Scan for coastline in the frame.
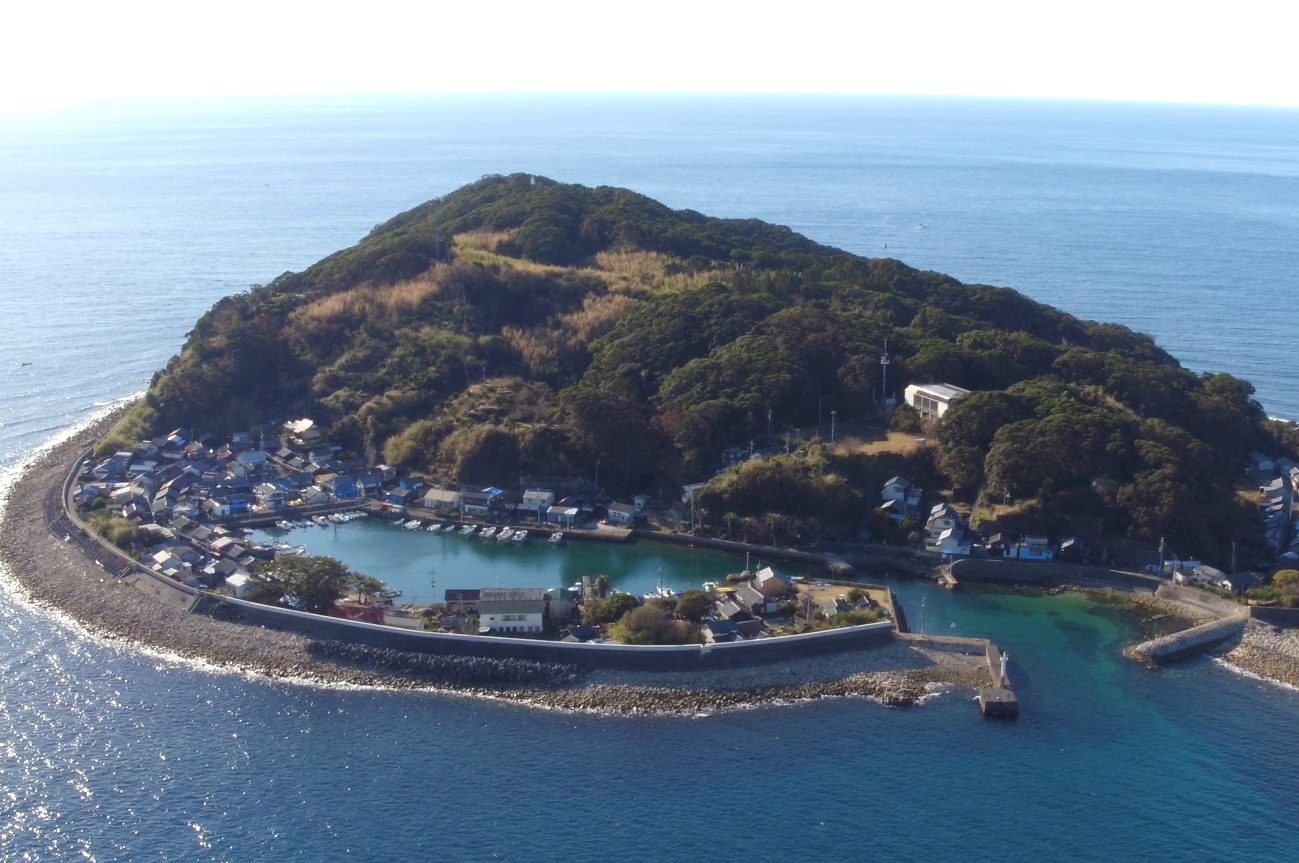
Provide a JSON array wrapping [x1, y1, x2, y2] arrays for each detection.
[[0, 411, 990, 716], [11, 407, 1299, 714]]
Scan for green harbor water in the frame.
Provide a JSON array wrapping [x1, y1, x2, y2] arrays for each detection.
[[253, 518, 825, 603]]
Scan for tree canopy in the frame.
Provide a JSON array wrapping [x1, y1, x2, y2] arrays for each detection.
[[246, 555, 369, 615]]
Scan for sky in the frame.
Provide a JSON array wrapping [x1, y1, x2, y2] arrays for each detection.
[[4, 0, 1298, 112]]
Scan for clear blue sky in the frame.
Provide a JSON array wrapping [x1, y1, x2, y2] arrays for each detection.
[[5, 0, 1297, 112]]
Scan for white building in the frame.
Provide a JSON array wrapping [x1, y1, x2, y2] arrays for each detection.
[[904, 383, 971, 421], [478, 588, 547, 634]]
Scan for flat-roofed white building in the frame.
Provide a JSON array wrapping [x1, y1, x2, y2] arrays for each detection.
[[904, 383, 971, 420]]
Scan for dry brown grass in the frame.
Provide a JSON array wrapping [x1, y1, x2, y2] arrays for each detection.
[[293, 233, 732, 328], [454, 230, 515, 252], [292, 268, 447, 323], [834, 431, 930, 456], [591, 249, 732, 295], [502, 292, 640, 372]]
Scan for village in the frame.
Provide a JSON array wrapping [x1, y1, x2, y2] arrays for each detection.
[[72, 413, 901, 646]]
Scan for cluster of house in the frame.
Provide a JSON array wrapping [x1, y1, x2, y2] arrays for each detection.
[[431, 566, 885, 644], [418, 480, 647, 529], [1252, 451, 1297, 558], [879, 472, 1066, 561], [74, 426, 299, 594], [76, 412, 660, 595]]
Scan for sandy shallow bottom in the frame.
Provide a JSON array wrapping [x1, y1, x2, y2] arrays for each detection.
[[0, 416, 992, 716]]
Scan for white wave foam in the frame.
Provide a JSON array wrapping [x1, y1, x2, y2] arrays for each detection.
[[0, 391, 143, 513], [1211, 656, 1299, 692]]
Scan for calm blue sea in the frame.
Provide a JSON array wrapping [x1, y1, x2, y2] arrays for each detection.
[[1, 94, 1298, 861]]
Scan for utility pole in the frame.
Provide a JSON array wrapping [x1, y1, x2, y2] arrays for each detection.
[[1158, 535, 1166, 576], [767, 409, 772, 438], [879, 338, 890, 404], [830, 410, 837, 445], [920, 595, 926, 638]]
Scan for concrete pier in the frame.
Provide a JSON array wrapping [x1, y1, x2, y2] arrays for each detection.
[[977, 642, 1018, 718], [1125, 615, 1247, 664]]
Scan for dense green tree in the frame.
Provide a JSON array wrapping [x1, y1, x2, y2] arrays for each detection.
[[675, 589, 710, 623], [610, 605, 702, 645], [246, 556, 363, 614]]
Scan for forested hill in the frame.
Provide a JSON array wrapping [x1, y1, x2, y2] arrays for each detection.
[[126, 173, 1283, 560]]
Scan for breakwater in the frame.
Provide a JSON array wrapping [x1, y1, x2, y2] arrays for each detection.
[[949, 558, 1162, 591], [1126, 616, 1248, 664], [194, 590, 896, 671]]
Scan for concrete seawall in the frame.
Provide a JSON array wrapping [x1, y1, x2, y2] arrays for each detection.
[[194, 592, 896, 672], [1154, 583, 1242, 619], [950, 558, 1161, 591], [1126, 615, 1247, 664]]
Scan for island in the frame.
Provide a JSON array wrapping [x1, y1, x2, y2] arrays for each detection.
[[9, 173, 1299, 714]]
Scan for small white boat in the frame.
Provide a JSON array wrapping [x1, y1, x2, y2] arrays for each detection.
[[311, 516, 330, 527], [512, 530, 527, 543], [549, 532, 564, 544], [480, 526, 498, 539], [275, 520, 294, 530], [402, 519, 423, 530], [460, 525, 477, 535], [426, 524, 441, 532], [496, 528, 514, 542]]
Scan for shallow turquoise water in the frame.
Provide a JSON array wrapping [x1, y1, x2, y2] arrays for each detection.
[[253, 519, 821, 602]]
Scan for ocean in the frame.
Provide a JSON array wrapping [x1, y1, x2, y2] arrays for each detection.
[[1, 93, 1298, 861]]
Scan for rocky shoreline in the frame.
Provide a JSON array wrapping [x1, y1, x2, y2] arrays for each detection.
[[0, 414, 990, 716], [1219, 622, 1299, 689]]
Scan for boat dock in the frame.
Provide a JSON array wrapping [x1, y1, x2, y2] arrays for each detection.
[[977, 642, 1018, 718]]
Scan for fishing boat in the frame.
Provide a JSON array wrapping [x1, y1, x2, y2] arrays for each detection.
[[549, 531, 564, 544], [275, 520, 294, 530], [479, 526, 497, 539], [402, 519, 423, 530], [426, 524, 441, 532], [496, 528, 514, 542], [512, 530, 527, 543], [311, 516, 331, 527], [643, 568, 676, 602], [459, 525, 477, 536]]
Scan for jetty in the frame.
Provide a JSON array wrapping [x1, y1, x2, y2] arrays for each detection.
[[977, 642, 1018, 718]]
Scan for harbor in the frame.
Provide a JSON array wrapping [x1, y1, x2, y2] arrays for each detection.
[[249, 515, 828, 606]]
